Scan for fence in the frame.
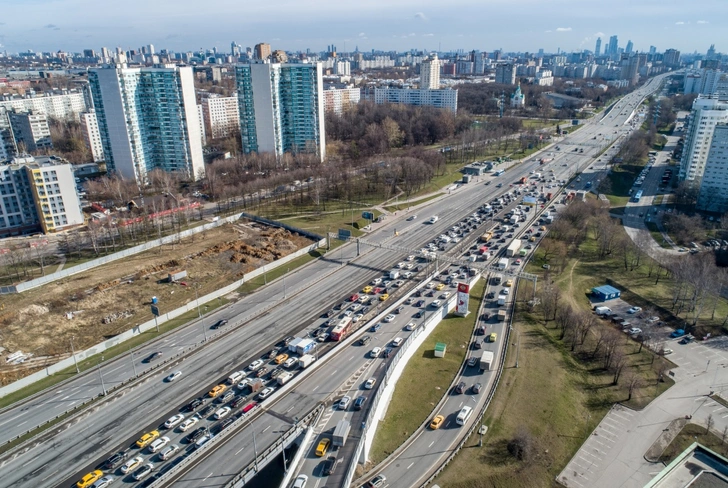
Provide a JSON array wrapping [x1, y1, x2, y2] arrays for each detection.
[[0, 237, 326, 400]]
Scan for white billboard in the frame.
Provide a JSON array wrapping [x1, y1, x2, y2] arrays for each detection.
[[456, 282, 470, 316]]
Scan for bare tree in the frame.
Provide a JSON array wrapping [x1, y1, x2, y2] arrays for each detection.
[[706, 413, 715, 434], [612, 348, 627, 385], [625, 372, 641, 401]]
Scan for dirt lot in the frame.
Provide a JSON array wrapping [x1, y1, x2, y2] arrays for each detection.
[[0, 221, 313, 384]]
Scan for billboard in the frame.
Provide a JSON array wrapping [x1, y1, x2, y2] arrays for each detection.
[[456, 282, 470, 315]]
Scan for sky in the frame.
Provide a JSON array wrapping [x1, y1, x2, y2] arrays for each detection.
[[0, 0, 725, 55]]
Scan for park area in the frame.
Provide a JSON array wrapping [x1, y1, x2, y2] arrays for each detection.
[[0, 221, 314, 385]]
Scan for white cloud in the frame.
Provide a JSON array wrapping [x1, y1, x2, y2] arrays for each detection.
[[422, 33, 434, 37], [556, 27, 572, 32], [358, 32, 366, 37], [409, 32, 416, 37], [697, 20, 709, 24], [675, 21, 685, 25], [544, 30, 552, 33], [414, 12, 428, 21], [594, 31, 605, 38]]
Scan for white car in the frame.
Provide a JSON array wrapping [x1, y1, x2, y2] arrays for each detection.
[[248, 359, 265, 371], [402, 271, 413, 279], [406, 255, 415, 261], [404, 321, 416, 331], [397, 262, 406, 269], [426, 282, 436, 289], [430, 300, 442, 308], [293, 474, 308, 488], [133, 463, 154, 481], [384, 314, 396, 323], [365, 377, 377, 389], [370, 347, 382, 358], [628, 327, 643, 335], [339, 395, 351, 410], [148, 436, 170, 453], [350, 303, 362, 312], [440, 292, 451, 299], [429, 216, 439, 224], [165, 371, 182, 382], [371, 278, 382, 286], [353, 313, 364, 323], [179, 417, 199, 432], [214, 406, 231, 420], [627, 306, 642, 314], [90, 476, 115, 488], [283, 357, 298, 368], [257, 387, 275, 400], [120, 456, 144, 474], [391, 337, 403, 347], [163, 413, 185, 429], [237, 378, 252, 390], [159, 444, 180, 461]]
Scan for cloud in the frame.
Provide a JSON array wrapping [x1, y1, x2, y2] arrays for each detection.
[[44, 24, 57, 29], [697, 20, 709, 24], [422, 33, 434, 37], [544, 30, 552, 33], [409, 32, 416, 37], [675, 21, 685, 25], [358, 32, 366, 37], [414, 12, 428, 21], [555, 27, 572, 32], [594, 31, 605, 38]]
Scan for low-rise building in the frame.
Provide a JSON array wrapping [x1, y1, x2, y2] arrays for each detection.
[[322, 86, 361, 115], [373, 88, 457, 112]]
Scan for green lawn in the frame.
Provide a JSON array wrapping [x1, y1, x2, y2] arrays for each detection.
[[275, 209, 382, 238], [368, 280, 485, 464], [659, 424, 728, 464], [383, 193, 443, 213], [645, 221, 672, 249]]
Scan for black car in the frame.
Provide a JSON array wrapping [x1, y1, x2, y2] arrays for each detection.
[[231, 395, 247, 408], [383, 347, 393, 358], [472, 383, 482, 394], [211, 319, 228, 329], [186, 427, 208, 443], [281, 335, 295, 347], [455, 381, 466, 394], [359, 335, 372, 346], [199, 404, 216, 418], [354, 396, 367, 411], [185, 397, 205, 412], [414, 310, 424, 318], [102, 451, 128, 470], [217, 418, 234, 432], [395, 306, 405, 314], [144, 351, 163, 363], [323, 456, 338, 475], [415, 300, 425, 307]]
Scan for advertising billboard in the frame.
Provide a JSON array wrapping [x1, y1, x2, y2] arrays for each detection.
[[456, 282, 470, 316]]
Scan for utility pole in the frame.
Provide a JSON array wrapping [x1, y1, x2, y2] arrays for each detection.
[[98, 356, 107, 396], [194, 283, 202, 318], [70, 336, 80, 374], [130, 348, 137, 377]]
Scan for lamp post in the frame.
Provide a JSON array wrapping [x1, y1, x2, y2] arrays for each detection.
[[130, 348, 137, 377], [98, 355, 107, 396], [194, 283, 202, 318], [70, 336, 80, 374]]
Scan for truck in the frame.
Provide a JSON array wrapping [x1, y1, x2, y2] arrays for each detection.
[[389, 269, 400, 280], [506, 239, 521, 257], [546, 192, 553, 201], [480, 231, 494, 243], [298, 354, 316, 369], [288, 337, 317, 356], [249, 378, 265, 393], [544, 215, 554, 224], [491, 274, 502, 285], [539, 157, 553, 165], [497, 295, 507, 306], [594, 306, 612, 316], [497, 258, 509, 270], [277, 371, 294, 386], [480, 350, 495, 371], [509, 215, 520, 225], [462, 175, 472, 184], [332, 419, 351, 447], [497, 310, 507, 321]]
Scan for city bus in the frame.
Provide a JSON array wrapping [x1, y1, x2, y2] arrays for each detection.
[[632, 190, 643, 203], [330, 316, 353, 341]]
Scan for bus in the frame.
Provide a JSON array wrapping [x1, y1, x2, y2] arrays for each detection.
[[330, 317, 353, 341], [493, 169, 505, 176], [632, 190, 643, 203]]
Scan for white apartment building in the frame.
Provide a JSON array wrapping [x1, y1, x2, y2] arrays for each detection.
[[374, 88, 457, 113], [9, 110, 52, 152], [697, 123, 728, 213], [535, 70, 554, 86], [335, 61, 351, 76], [679, 97, 728, 182], [323, 87, 361, 115], [0, 91, 87, 122], [420, 55, 441, 89], [200, 94, 240, 140], [358, 57, 395, 70], [79, 111, 105, 162]]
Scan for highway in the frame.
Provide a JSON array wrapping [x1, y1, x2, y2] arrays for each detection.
[[0, 73, 668, 488], [360, 73, 669, 488]]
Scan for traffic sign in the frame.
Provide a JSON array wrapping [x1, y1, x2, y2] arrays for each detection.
[[151, 305, 160, 317], [362, 211, 374, 220], [337, 229, 351, 240]]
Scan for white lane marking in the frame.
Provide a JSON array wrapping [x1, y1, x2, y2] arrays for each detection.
[[330, 370, 338, 376], [41, 470, 59, 482], [313, 385, 319, 392], [203, 472, 214, 482], [262, 425, 271, 433], [407, 462, 414, 469], [235, 445, 246, 455], [428, 440, 434, 448]]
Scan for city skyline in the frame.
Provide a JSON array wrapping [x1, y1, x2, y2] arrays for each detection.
[[0, 0, 724, 55]]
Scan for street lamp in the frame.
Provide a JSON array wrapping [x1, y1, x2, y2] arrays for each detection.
[[70, 336, 80, 374], [194, 283, 202, 318], [98, 355, 107, 396]]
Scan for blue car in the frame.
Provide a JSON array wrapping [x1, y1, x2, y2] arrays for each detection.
[[670, 329, 685, 338], [370, 323, 382, 332]]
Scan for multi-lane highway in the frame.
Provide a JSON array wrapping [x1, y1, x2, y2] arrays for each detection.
[[0, 73, 668, 488]]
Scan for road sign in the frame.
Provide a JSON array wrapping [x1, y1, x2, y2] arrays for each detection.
[[151, 305, 160, 317], [337, 229, 351, 240], [362, 211, 374, 220]]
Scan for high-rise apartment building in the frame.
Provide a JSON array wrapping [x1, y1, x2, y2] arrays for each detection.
[[0, 156, 84, 236], [420, 55, 441, 89], [80, 111, 105, 162], [200, 94, 241, 140], [679, 97, 728, 182], [89, 64, 205, 183], [0, 91, 87, 122], [697, 123, 728, 213], [373, 88, 458, 112], [323, 87, 361, 115], [664, 49, 681, 68], [9, 110, 52, 153], [235, 61, 325, 161], [495, 63, 516, 85], [254, 43, 272, 61], [608, 35, 619, 57], [595, 38, 602, 56], [0, 108, 18, 161]]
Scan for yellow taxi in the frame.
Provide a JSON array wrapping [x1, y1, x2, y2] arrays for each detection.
[[529, 236, 536, 242], [435, 283, 446, 291], [489, 332, 498, 343], [208, 384, 227, 398], [504, 279, 513, 287], [379, 293, 389, 301], [274, 353, 289, 365], [362, 285, 373, 294], [540, 226, 547, 231], [135, 430, 160, 448], [315, 437, 331, 457], [429, 415, 445, 430], [76, 470, 103, 488]]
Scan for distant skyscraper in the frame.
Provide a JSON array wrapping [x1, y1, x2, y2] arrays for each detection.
[[231, 41, 241, 57], [420, 55, 441, 89], [254, 43, 272, 60], [595, 37, 602, 56], [608, 35, 619, 57], [235, 61, 325, 161], [649, 46, 657, 55], [89, 64, 204, 183], [495, 63, 517, 85], [664, 49, 681, 68], [625, 40, 633, 54]]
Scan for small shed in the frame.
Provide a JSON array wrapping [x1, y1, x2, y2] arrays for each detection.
[[168, 269, 188, 283], [592, 285, 621, 301], [434, 342, 447, 358]]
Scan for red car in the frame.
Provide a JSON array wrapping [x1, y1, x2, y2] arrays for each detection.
[[350, 294, 359, 302], [373, 287, 383, 294]]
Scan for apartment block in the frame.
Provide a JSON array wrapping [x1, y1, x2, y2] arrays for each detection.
[[235, 61, 325, 161], [322, 87, 361, 115], [697, 123, 728, 213], [0, 156, 83, 236], [373, 88, 458, 113], [79, 111, 105, 162], [89, 64, 205, 183], [495, 63, 517, 85], [200, 94, 240, 140], [679, 97, 728, 182], [0, 108, 18, 161], [0, 91, 87, 122], [9, 110, 52, 152], [420, 55, 441, 89]]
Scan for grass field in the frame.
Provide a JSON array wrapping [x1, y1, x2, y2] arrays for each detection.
[[367, 280, 485, 465], [659, 423, 728, 464], [383, 193, 443, 213], [645, 221, 672, 249], [277, 209, 382, 238]]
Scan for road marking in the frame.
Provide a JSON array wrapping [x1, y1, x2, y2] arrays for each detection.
[[714, 407, 724, 413], [41, 470, 59, 482], [312, 385, 319, 392], [0, 413, 25, 427], [330, 370, 338, 376], [262, 425, 271, 433], [203, 472, 214, 482], [428, 440, 434, 448], [235, 446, 245, 455], [407, 462, 414, 469]]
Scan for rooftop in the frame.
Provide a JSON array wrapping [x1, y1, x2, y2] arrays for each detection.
[[646, 443, 728, 488]]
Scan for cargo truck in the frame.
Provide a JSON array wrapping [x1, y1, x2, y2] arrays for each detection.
[[298, 354, 316, 369], [506, 239, 521, 257], [498, 295, 507, 306], [480, 231, 494, 243], [389, 269, 400, 280], [497, 310, 506, 321], [509, 215, 520, 225], [480, 351, 495, 371], [332, 419, 351, 447], [497, 258, 509, 270], [249, 378, 264, 394], [277, 371, 294, 386], [288, 337, 317, 356]]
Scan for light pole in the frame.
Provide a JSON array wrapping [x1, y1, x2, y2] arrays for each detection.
[[98, 355, 107, 396], [70, 336, 80, 374], [130, 348, 137, 377], [194, 283, 202, 318]]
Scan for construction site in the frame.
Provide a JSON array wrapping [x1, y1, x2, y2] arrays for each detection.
[[0, 220, 315, 385]]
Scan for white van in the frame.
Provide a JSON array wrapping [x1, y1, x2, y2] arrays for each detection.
[[429, 216, 439, 224], [227, 371, 246, 385], [456, 406, 473, 426]]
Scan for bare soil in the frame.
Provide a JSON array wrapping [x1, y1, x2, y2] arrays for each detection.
[[0, 221, 313, 385]]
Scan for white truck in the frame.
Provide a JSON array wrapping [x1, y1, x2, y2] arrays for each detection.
[[277, 371, 294, 386], [506, 239, 522, 257], [509, 215, 520, 225], [332, 419, 351, 447], [298, 354, 316, 369], [595, 306, 612, 316], [389, 269, 400, 280], [497, 258, 509, 270], [480, 351, 495, 371], [498, 295, 507, 306]]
